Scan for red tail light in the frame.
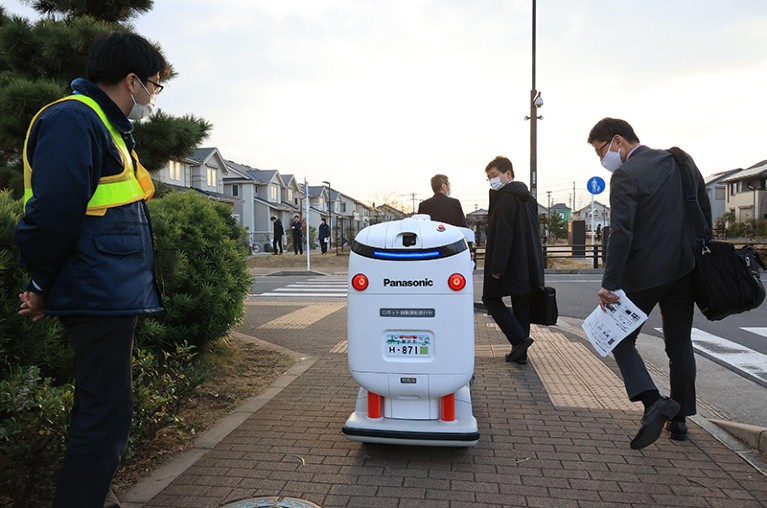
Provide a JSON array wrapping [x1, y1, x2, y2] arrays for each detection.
[[448, 273, 466, 291], [351, 273, 369, 291]]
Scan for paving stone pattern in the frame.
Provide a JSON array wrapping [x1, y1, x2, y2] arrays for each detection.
[[141, 301, 767, 508]]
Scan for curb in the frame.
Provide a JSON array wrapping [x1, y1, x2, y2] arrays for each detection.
[[121, 334, 315, 508], [709, 419, 767, 456]]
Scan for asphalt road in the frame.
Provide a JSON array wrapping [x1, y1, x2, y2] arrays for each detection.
[[547, 272, 767, 356]]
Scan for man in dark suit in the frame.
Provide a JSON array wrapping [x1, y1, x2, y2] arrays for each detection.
[[417, 174, 468, 227], [481, 156, 545, 365], [588, 118, 711, 450]]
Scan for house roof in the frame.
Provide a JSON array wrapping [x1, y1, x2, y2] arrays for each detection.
[[225, 160, 280, 184], [467, 208, 487, 216], [550, 202, 571, 211], [189, 147, 217, 163], [704, 169, 741, 185], [306, 185, 326, 198], [575, 201, 609, 214], [722, 160, 767, 183]]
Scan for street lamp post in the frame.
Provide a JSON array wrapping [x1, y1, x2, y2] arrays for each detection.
[[322, 180, 332, 252], [524, 0, 543, 200]]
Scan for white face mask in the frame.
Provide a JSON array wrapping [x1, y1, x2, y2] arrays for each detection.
[[600, 138, 623, 172], [489, 176, 505, 191], [128, 79, 157, 121]]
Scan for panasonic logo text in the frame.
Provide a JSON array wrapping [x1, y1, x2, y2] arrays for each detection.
[[383, 278, 434, 287]]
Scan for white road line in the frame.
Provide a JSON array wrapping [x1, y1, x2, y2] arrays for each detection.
[[289, 284, 347, 288], [258, 292, 346, 298], [742, 327, 767, 338], [276, 287, 346, 292], [655, 327, 767, 384]]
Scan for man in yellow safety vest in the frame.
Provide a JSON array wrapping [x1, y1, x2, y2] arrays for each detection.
[[15, 31, 169, 508]]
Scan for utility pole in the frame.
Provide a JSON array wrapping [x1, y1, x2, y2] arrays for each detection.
[[572, 181, 576, 212], [524, 0, 543, 199]]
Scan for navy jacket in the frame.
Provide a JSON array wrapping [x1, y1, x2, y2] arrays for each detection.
[[318, 222, 330, 240], [482, 181, 545, 297], [14, 78, 163, 316], [602, 146, 711, 293]]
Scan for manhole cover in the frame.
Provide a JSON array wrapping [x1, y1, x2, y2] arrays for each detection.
[[221, 497, 321, 508]]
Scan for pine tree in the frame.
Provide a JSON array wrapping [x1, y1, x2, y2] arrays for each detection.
[[0, 0, 211, 196]]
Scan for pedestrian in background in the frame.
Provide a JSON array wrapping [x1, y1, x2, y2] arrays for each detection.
[[481, 156, 544, 365], [15, 31, 168, 508], [291, 214, 304, 254], [271, 216, 284, 255], [588, 117, 710, 449], [318, 217, 330, 254], [417, 174, 468, 227]]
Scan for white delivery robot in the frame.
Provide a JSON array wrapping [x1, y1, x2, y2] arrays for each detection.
[[342, 215, 478, 447]]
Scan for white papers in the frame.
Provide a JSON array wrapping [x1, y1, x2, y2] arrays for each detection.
[[582, 290, 648, 357]]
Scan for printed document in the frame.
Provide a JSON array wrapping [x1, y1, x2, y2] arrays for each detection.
[[582, 290, 648, 357]]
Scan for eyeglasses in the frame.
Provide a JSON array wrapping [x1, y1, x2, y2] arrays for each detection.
[[595, 139, 610, 159], [146, 78, 164, 94]]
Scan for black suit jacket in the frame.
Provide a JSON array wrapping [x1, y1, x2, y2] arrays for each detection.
[[603, 146, 711, 293], [482, 181, 545, 297], [417, 193, 467, 227]]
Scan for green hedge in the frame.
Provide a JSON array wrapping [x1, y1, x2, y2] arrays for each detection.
[[0, 188, 252, 504], [138, 190, 252, 351]]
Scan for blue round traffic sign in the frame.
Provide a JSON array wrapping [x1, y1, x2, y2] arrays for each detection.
[[587, 176, 606, 195]]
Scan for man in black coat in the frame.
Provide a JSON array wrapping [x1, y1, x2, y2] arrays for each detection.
[[318, 218, 330, 254], [588, 117, 710, 449], [271, 216, 284, 254], [290, 214, 304, 254], [417, 174, 468, 227], [482, 156, 544, 365]]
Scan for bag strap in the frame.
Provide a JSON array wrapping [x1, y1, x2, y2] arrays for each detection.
[[668, 147, 713, 250]]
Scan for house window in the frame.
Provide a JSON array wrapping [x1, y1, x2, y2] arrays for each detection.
[[288, 189, 293, 201], [715, 187, 725, 200], [232, 184, 239, 197], [270, 184, 278, 201], [169, 160, 181, 181], [341, 203, 347, 213], [730, 183, 737, 196], [207, 167, 217, 187]]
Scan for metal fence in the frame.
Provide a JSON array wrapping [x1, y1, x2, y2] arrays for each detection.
[[474, 240, 767, 270]]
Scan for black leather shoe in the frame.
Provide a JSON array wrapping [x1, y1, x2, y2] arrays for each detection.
[[665, 419, 688, 441], [505, 337, 534, 363], [630, 396, 681, 450]]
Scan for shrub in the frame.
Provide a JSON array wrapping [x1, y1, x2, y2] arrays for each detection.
[[0, 190, 70, 381], [127, 342, 208, 458], [0, 366, 74, 503], [138, 191, 251, 351]]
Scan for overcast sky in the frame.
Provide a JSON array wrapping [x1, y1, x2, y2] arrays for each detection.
[[7, 0, 767, 213]]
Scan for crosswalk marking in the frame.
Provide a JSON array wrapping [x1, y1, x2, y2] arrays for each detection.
[[741, 327, 767, 338], [654, 327, 767, 385], [256, 277, 348, 298]]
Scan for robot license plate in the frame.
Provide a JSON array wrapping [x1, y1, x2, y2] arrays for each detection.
[[385, 332, 432, 357]]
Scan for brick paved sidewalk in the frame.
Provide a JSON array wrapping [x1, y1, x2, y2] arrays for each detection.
[[125, 300, 767, 508]]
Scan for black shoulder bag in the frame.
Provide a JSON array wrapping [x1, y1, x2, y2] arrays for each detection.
[[670, 147, 766, 320]]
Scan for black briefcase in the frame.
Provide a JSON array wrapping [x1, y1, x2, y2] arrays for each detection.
[[530, 287, 558, 325]]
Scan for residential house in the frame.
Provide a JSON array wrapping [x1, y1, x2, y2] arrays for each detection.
[[223, 160, 299, 251], [549, 202, 572, 222], [574, 201, 610, 231], [369, 203, 408, 224], [156, 147, 238, 213], [722, 160, 767, 223], [704, 169, 741, 223]]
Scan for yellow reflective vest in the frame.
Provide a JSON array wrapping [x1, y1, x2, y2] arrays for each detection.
[[23, 94, 154, 217]]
